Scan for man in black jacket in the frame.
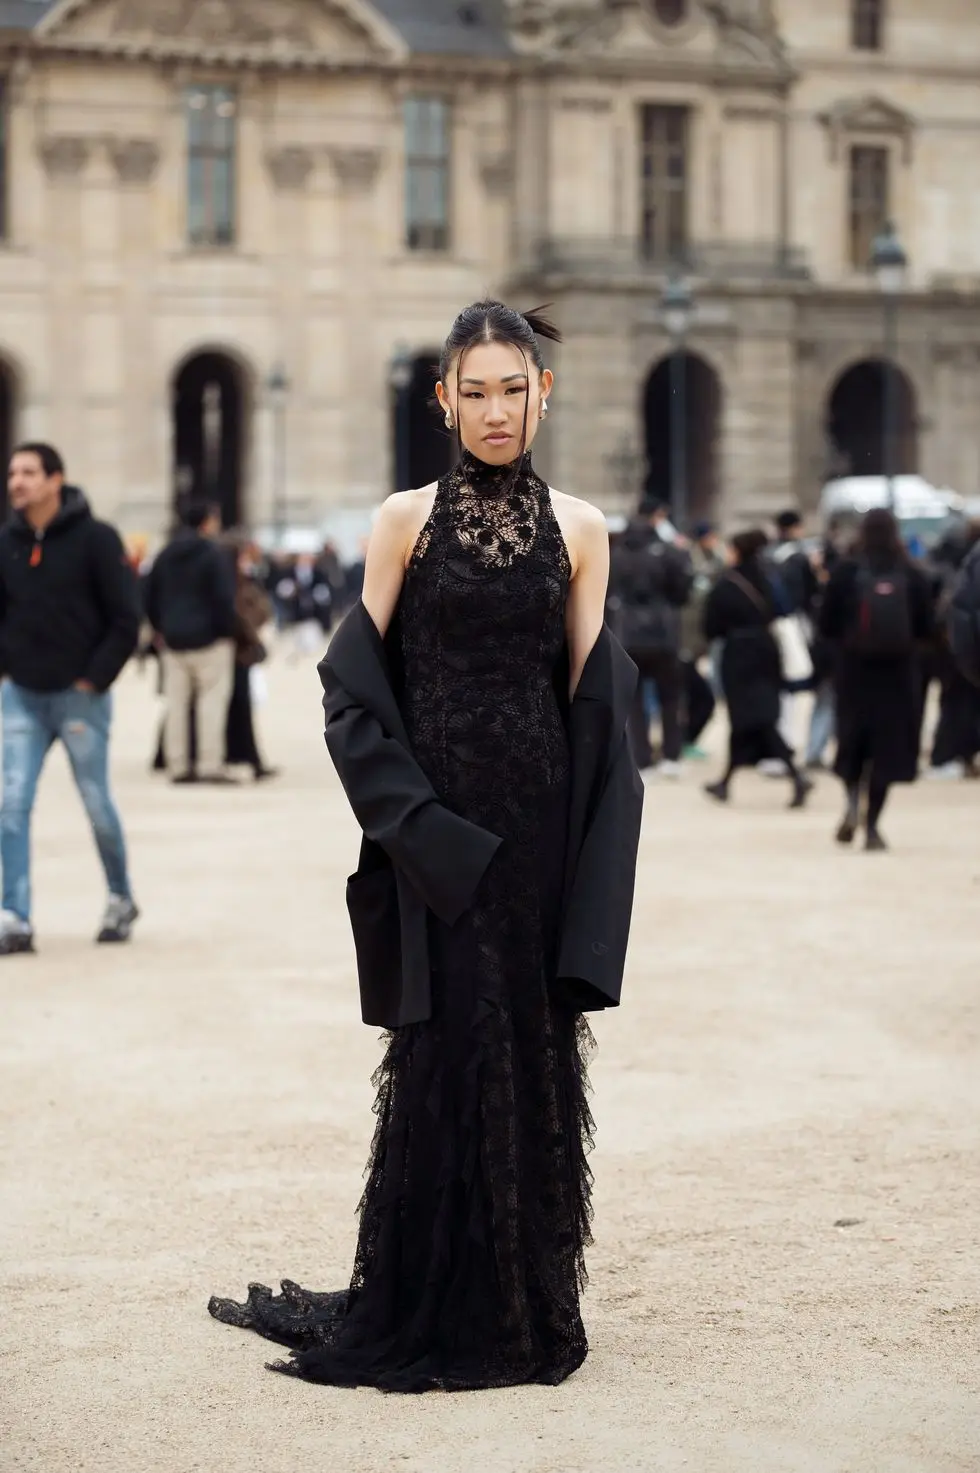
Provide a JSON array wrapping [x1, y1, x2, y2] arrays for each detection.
[[608, 501, 693, 774], [145, 500, 237, 784], [0, 442, 141, 954]]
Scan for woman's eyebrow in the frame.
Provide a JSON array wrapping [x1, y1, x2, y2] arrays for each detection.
[[459, 373, 529, 385]]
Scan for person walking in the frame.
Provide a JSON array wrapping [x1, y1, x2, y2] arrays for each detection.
[[209, 300, 643, 1390], [226, 541, 278, 780], [0, 443, 141, 954], [608, 499, 693, 776], [702, 529, 812, 808], [767, 508, 820, 761], [145, 500, 237, 785], [948, 535, 980, 686], [819, 508, 935, 851], [679, 521, 724, 758]]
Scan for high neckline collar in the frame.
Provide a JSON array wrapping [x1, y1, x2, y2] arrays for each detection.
[[459, 447, 535, 497]]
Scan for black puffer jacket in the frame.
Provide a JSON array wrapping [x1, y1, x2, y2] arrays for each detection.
[[0, 486, 140, 692], [145, 530, 237, 651]]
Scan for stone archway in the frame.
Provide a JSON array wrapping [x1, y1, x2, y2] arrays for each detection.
[[827, 358, 918, 478], [393, 351, 455, 492], [643, 350, 723, 526], [171, 349, 251, 527]]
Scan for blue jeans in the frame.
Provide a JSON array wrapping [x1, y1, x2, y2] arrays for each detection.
[[805, 680, 837, 766], [1, 681, 133, 922]]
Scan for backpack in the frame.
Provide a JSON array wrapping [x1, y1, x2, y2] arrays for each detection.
[[851, 564, 913, 657], [612, 541, 677, 655]]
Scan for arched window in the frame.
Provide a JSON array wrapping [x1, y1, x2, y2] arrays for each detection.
[[852, 0, 884, 51]]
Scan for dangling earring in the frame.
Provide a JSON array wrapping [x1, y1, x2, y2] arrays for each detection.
[[445, 409, 455, 430], [539, 400, 549, 421]]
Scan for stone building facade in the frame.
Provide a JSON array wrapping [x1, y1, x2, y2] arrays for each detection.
[[0, 0, 977, 534]]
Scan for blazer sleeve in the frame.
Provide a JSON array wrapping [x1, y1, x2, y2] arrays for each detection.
[[555, 732, 644, 1011], [322, 672, 502, 928]]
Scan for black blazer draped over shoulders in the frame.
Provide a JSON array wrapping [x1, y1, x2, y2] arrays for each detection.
[[318, 601, 644, 1029]]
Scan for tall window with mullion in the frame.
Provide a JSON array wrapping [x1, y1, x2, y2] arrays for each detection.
[[852, 0, 884, 51], [405, 96, 451, 252], [186, 85, 237, 248], [640, 105, 689, 265], [849, 145, 889, 270]]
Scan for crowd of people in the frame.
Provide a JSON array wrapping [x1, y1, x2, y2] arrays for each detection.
[[608, 496, 980, 848], [1, 434, 980, 954], [138, 504, 366, 784]]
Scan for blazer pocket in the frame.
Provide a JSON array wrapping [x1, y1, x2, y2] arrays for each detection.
[[346, 866, 402, 1027]]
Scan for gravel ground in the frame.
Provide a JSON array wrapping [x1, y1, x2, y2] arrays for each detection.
[[1, 659, 978, 1473]]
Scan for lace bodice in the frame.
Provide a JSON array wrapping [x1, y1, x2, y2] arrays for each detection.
[[399, 450, 572, 797]]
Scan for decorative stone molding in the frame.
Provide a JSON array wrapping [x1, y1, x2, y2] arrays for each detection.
[[109, 138, 161, 185], [819, 96, 916, 166], [37, 135, 89, 179], [39, 0, 407, 68], [328, 146, 382, 192], [265, 145, 315, 192], [479, 154, 513, 197]]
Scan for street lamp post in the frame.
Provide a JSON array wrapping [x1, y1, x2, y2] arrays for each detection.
[[389, 345, 413, 494], [870, 222, 908, 513], [660, 276, 694, 533], [267, 363, 290, 546]]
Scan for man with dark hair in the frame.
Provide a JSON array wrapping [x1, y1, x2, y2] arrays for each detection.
[[0, 442, 141, 954], [145, 499, 237, 784], [609, 496, 693, 775]]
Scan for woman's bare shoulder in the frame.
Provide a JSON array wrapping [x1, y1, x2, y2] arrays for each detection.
[[549, 487, 608, 531], [376, 483, 438, 524]]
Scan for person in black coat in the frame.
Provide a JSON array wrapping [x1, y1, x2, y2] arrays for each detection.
[[608, 505, 693, 772], [819, 508, 935, 851], [702, 529, 812, 808], [949, 536, 980, 687]]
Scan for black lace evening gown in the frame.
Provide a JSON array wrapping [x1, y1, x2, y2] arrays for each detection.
[[209, 450, 596, 1391]]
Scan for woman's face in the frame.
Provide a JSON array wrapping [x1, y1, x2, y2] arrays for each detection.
[[436, 340, 554, 466]]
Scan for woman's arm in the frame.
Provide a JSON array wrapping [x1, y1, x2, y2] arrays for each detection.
[[361, 491, 431, 638], [565, 504, 611, 697]]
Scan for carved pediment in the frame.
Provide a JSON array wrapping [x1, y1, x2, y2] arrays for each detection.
[[507, 0, 789, 77], [819, 95, 916, 163], [505, 0, 611, 54], [36, 0, 407, 65]]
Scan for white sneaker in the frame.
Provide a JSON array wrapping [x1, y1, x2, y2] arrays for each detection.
[[97, 895, 140, 944], [757, 759, 787, 778], [0, 910, 35, 955], [658, 760, 682, 780], [926, 761, 965, 781]]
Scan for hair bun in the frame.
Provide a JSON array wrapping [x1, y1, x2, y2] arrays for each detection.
[[521, 305, 563, 345]]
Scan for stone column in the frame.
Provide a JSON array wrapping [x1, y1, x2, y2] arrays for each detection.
[[38, 134, 89, 464], [329, 145, 385, 507], [112, 138, 164, 531], [263, 144, 315, 529]]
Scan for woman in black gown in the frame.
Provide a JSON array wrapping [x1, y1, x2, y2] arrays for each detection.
[[208, 301, 640, 1391]]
